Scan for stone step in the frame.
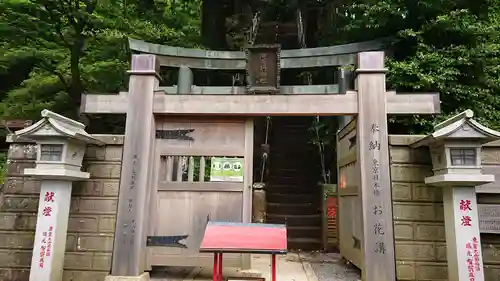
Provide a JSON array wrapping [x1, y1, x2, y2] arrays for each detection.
[[267, 167, 321, 174], [271, 147, 317, 153], [266, 171, 319, 180], [287, 226, 322, 238], [267, 202, 320, 215], [269, 154, 319, 162], [266, 193, 320, 204], [266, 171, 320, 178], [266, 177, 320, 186], [267, 156, 320, 163], [263, 117, 323, 251], [267, 214, 322, 227], [265, 185, 319, 195], [269, 135, 311, 141], [287, 237, 323, 251], [269, 137, 312, 143], [270, 133, 310, 137], [268, 145, 316, 151]]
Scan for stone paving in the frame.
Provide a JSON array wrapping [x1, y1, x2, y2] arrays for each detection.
[[150, 252, 361, 281], [297, 252, 361, 281]]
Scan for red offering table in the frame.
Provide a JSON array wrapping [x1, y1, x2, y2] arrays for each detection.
[[199, 222, 287, 281]]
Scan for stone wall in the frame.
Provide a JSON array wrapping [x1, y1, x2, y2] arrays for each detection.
[[0, 135, 124, 281], [389, 135, 500, 281]]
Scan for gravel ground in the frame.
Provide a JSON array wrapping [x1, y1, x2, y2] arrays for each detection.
[[299, 252, 361, 281]]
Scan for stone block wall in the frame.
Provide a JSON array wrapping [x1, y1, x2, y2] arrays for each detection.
[[389, 135, 500, 281], [0, 135, 124, 281], [478, 143, 500, 280]]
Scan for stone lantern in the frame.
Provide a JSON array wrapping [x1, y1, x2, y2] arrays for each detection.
[[11, 109, 104, 281], [411, 109, 500, 281]]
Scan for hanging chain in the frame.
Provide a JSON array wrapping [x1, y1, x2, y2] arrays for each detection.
[[297, 9, 312, 85], [260, 116, 272, 182], [233, 11, 263, 88], [246, 9, 274, 184], [248, 11, 261, 46], [297, 8, 306, 48], [298, 7, 329, 183]]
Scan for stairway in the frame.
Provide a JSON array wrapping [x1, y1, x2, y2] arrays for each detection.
[[265, 117, 323, 251]]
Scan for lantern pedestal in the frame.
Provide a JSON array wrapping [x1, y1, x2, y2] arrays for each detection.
[[29, 181, 73, 281], [443, 186, 485, 281], [10, 109, 104, 281], [410, 110, 500, 281]]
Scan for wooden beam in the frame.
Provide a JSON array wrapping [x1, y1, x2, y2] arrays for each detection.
[[80, 92, 129, 114], [128, 38, 384, 69], [81, 91, 440, 115], [158, 85, 340, 95], [154, 94, 357, 116], [386, 91, 441, 115], [82, 92, 358, 115]]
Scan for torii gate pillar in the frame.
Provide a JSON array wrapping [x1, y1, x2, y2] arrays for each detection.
[[356, 51, 397, 281], [106, 54, 160, 281]]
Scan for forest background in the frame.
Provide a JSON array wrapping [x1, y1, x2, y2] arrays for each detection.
[[1, 0, 499, 182]]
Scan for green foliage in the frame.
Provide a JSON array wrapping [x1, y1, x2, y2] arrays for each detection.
[[321, 0, 500, 133], [0, 0, 201, 124], [0, 153, 7, 184], [2, 0, 500, 136]]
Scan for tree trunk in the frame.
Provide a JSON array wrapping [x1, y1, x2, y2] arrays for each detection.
[[69, 38, 85, 120], [201, 0, 228, 50], [305, 1, 318, 48]]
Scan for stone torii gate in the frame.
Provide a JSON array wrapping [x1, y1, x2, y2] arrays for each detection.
[[81, 40, 440, 281]]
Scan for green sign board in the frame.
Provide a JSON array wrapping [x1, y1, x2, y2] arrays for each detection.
[[210, 157, 244, 182]]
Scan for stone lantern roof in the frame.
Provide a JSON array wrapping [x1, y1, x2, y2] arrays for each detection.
[[411, 109, 500, 148], [11, 109, 104, 145]]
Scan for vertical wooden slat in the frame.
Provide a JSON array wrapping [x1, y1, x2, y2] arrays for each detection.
[[166, 156, 174, 182], [199, 156, 206, 182], [159, 156, 167, 182], [243, 120, 254, 223], [188, 156, 195, 182], [176, 156, 184, 182], [242, 119, 254, 270]]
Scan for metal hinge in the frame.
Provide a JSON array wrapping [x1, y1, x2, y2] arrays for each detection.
[[146, 235, 189, 248]]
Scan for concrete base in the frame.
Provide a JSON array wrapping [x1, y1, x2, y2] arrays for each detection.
[[105, 272, 150, 281]]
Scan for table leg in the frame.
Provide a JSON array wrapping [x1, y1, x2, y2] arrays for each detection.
[[218, 253, 223, 281], [213, 253, 219, 281], [271, 254, 276, 281]]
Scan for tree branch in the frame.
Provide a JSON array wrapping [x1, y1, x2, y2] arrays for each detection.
[[37, 60, 69, 89], [42, 3, 71, 47]]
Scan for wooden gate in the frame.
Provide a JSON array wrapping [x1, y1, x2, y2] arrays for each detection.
[[147, 117, 253, 268], [337, 119, 363, 268]]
